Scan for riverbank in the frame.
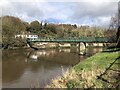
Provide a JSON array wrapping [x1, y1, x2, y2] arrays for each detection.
[[46, 48, 120, 88], [3, 42, 116, 50]]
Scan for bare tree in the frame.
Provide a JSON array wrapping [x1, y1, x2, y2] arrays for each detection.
[[117, 1, 120, 48], [110, 2, 120, 48]]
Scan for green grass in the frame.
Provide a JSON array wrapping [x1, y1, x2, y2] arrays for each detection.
[[47, 49, 120, 88], [74, 50, 119, 72]]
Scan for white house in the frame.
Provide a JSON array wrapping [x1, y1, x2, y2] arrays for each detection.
[[27, 34, 38, 39], [15, 34, 27, 38], [15, 33, 38, 39]]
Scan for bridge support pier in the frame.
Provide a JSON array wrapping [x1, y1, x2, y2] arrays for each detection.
[[78, 42, 86, 55]]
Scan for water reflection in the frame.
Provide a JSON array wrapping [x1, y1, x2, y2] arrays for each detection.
[[2, 47, 103, 88], [27, 48, 80, 65]]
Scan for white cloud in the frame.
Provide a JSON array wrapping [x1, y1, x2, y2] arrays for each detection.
[[0, 0, 119, 27]]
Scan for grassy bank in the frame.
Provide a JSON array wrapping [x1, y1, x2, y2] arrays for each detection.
[[47, 48, 120, 88]]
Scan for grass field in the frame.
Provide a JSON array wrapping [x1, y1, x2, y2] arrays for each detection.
[[47, 48, 120, 88]]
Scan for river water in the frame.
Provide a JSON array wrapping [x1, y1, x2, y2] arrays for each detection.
[[2, 47, 103, 88]]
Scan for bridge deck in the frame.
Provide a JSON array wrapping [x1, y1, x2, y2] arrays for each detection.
[[27, 37, 115, 43]]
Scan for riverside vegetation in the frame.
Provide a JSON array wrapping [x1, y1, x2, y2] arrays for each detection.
[[46, 48, 120, 88], [1, 15, 118, 49], [1, 14, 120, 89]]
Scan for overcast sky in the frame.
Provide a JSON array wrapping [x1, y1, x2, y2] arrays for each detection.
[[0, 0, 119, 27]]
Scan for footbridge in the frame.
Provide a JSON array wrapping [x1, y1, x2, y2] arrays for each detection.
[[27, 37, 115, 43], [27, 37, 116, 55]]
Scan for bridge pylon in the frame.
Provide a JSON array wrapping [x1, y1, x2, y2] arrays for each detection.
[[78, 42, 86, 55]]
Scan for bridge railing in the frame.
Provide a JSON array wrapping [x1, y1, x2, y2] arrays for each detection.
[[27, 37, 115, 43]]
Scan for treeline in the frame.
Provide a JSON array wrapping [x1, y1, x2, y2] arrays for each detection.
[[1, 15, 117, 48], [25, 20, 116, 38], [27, 20, 77, 38], [2, 16, 28, 48]]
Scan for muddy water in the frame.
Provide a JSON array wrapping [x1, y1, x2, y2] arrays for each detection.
[[2, 47, 103, 88]]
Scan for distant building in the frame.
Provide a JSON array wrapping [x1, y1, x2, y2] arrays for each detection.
[[15, 32, 38, 39], [15, 34, 27, 38], [27, 34, 38, 39]]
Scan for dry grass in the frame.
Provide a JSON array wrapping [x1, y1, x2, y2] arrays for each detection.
[[46, 69, 77, 88], [46, 50, 120, 88], [46, 67, 119, 88], [46, 68, 109, 88]]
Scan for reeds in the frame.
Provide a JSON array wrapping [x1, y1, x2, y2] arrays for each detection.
[[46, 68, 117, 88]]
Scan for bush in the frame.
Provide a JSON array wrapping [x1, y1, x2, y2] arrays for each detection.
[[66, 80, 78, 88]]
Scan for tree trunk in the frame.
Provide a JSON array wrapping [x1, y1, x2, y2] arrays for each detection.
[[117, 36, 120, 48], [117, 26, 120, 48]]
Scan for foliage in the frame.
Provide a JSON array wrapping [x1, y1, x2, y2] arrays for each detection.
[[110, 13, 120, 47], [29, 20, 42, 33], [44, 24, 57, 34], [12, 38, 27, 47], [2, 15, 114, 40], [47, 50, 120, 88], [2, 16, 27, 47], [66, 80, 78, 88], [1, 15, 117, 48]]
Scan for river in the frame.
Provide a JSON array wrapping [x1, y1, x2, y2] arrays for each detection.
[[2, 47, 103, 88]]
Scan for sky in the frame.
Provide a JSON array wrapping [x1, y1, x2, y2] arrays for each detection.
[[0, 0, 119, 27]]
